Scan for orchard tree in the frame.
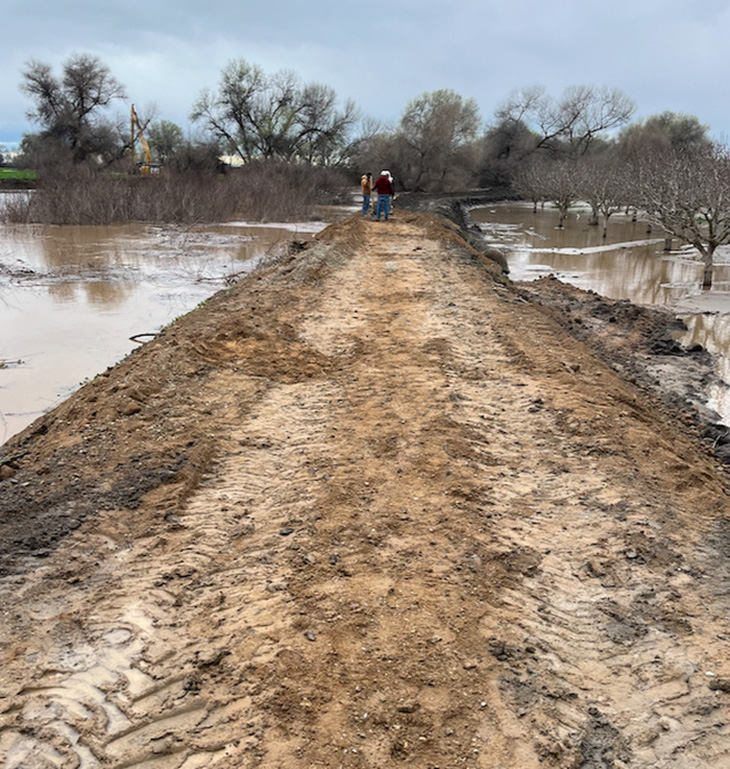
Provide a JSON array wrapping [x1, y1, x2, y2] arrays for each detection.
[[513, 155, 550, 212], [575, 153, 628, 237], [631, 142, 730, 289], [20, 53, 126, 164], [513, 154, 580, 226], [539, 157, 580, 227], [396, 89, 481, 191]]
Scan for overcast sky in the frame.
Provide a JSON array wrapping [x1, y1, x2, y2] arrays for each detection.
[[2, 0, 730, 147]]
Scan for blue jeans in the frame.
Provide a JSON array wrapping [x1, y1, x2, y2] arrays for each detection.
[[377, 194, 391, 220], [362, 193, 371, 216]]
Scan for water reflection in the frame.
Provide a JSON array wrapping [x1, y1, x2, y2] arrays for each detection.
[[472, 202, 730, 424], [45, 279, 134, 307], [0, 220, 325, 444]]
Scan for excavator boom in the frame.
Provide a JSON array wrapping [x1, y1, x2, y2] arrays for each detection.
[[130, 104, 152, 176]]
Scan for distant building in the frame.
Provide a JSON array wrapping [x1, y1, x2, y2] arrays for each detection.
[[219, 154, 245, 167]]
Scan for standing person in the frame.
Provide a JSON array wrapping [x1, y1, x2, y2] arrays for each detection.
[[385, 170, 395, 211], [372, 170, 395, 221], [360, 172, 372, 217]]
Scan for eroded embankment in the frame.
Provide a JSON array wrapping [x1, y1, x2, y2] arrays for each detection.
[[1, 211, 730, 769]]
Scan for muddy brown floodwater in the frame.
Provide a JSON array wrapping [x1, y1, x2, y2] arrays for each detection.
[[471, 202, 730, 423], [0, 215, 338, 444]]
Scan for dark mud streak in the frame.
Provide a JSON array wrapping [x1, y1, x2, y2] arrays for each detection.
[[578, 710, 632, 769], [0, 448, 198, 576]]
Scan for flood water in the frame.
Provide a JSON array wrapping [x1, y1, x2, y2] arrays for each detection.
[[471, 202, 730, 423], [0, 214, 333, 445], [4, 201, 730, 446]]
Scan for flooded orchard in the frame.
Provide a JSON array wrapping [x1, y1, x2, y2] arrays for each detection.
[[0, 216, 329, 444], [471, 201, 730, 423]]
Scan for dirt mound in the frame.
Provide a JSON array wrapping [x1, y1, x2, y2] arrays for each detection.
[[1, 211, 730, 769]]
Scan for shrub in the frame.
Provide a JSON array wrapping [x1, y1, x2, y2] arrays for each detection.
[[227, 161, 350, 221], [0, 160, 350, 225]]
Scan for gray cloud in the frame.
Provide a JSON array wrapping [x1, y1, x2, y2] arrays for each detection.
[[2, 0, 730, 145]]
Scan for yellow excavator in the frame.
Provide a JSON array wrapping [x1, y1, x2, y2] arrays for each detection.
[[130, 104, 152, 176]]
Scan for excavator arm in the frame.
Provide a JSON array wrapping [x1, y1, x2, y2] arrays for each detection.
[[130, 104, 152, 176]]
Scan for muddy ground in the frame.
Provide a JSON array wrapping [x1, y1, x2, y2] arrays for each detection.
[[1, 210, 730, 768]]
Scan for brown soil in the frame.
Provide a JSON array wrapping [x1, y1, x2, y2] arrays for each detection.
[[1, 211, 730, 769]]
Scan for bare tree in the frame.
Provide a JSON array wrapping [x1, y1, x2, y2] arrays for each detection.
[[514, 154, 580, 226], [20, 53, 126, 164], [540, 158, 580, 228], [630, 142, 730, 289], [288, 83, 360, 166], [496, 84, 635, 157], [513, 155, 549, 212], [397, 89, 481, 191], [575, 153, 628, 236], [191, 59, 269, 162], [192, 58, 359, 166], [248, 68, 300, 160]]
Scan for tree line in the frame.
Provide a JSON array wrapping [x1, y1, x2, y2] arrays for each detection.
[[5, 53, 654, 186], [10, 52, 730, 287]]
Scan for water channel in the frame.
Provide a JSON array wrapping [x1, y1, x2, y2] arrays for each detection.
[[0, 212, 334, 445], [471, 201, 730, 424]]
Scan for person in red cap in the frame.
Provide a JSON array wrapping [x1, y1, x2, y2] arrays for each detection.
[[372, 170, 395, 221]]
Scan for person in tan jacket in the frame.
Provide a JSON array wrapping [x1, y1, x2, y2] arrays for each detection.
[[361, 172, 372, 217]]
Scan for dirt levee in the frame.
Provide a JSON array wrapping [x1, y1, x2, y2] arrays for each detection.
[[1, 211, 730, 768]]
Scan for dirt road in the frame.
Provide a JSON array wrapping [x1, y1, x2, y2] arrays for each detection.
[[1, 211, 730, 768]]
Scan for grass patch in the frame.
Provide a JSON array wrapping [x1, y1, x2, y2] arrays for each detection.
[[0, 168, 37, 182]]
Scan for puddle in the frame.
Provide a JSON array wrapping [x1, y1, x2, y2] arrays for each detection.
[[0, 218, 335, 444]]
